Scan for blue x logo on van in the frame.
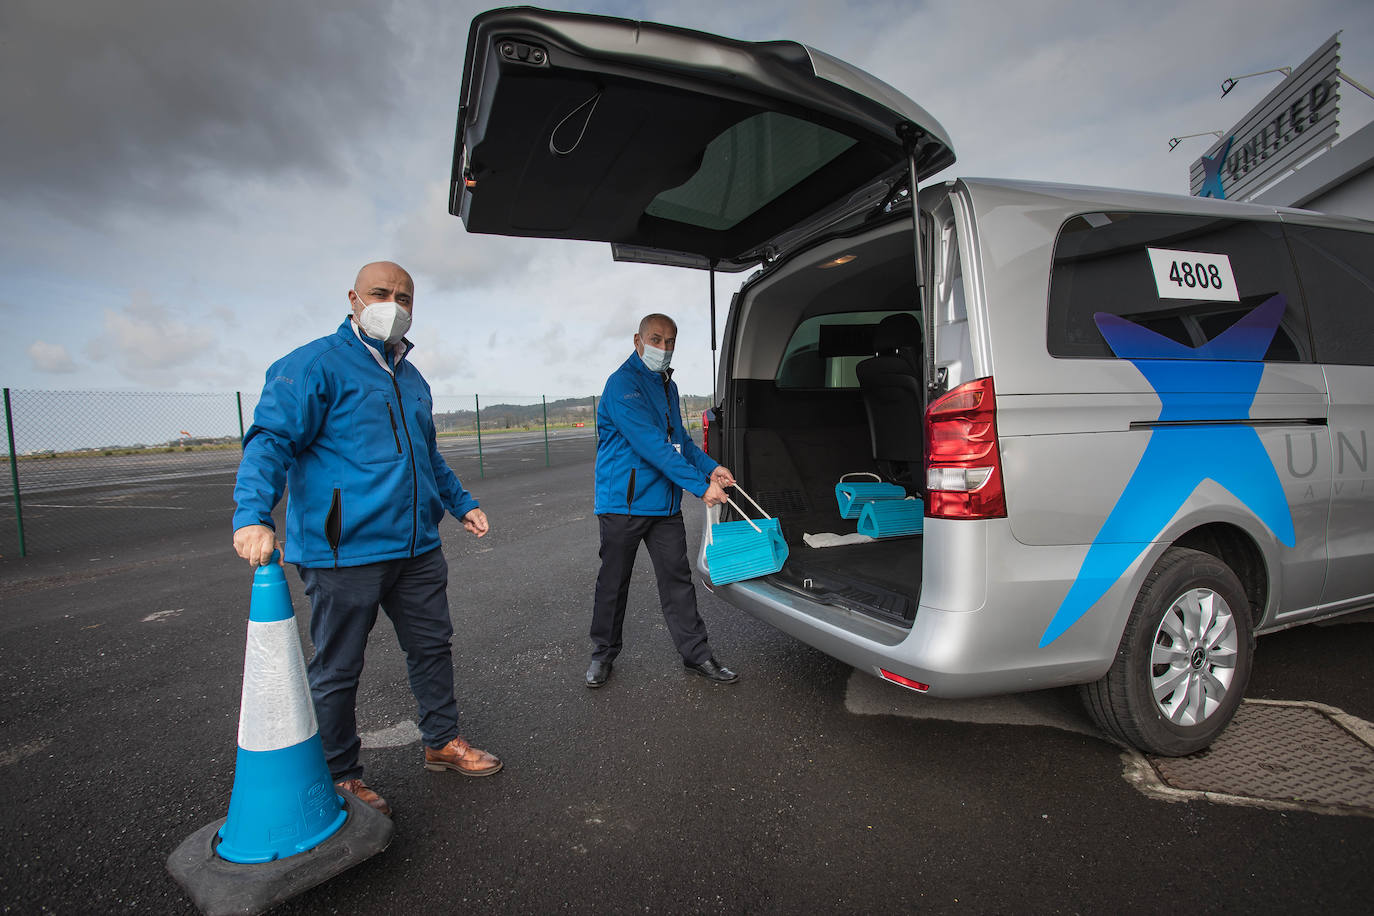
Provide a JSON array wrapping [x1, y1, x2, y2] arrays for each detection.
[[1039, 294, 1296, 647]]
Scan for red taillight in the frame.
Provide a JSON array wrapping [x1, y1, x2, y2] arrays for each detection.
[[880, 669, 930, 692], [702, 409, 711, 454], [923, 376, 1007, 520]]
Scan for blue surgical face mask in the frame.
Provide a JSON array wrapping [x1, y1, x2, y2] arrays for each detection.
[[640, 343, 672, 373]]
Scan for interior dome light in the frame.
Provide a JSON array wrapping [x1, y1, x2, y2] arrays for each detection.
[[817, 254, 857, 269]]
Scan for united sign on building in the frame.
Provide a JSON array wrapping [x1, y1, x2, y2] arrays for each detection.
[[1191, 34, 1342, 202]]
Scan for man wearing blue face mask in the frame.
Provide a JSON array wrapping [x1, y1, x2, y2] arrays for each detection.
[[232, 260, 501, 818], [586, 313, 739, 688]]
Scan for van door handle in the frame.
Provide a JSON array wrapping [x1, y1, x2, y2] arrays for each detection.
[[1129, 417, 1327, 430]]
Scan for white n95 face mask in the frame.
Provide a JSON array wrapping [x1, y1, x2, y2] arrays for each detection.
[[356, 296, 412, 345], [640, 344, 672, 372]]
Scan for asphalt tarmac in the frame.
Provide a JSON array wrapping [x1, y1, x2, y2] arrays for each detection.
[[1, 437, 1371, 914]]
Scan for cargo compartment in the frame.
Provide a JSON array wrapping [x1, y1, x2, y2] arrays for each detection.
[[713, 214, 931, 628]]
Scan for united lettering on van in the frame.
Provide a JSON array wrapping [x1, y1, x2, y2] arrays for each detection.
[[1287, 429, 1371, 499]]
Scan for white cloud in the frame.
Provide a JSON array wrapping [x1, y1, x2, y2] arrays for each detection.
[[86, 294, 220, 386], [27, 340, 77, 373], [103, 298, 213, 365], [407, 337, 473, 391]]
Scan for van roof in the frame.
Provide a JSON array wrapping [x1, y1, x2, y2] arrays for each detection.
[[949, 177, 1374, 228]]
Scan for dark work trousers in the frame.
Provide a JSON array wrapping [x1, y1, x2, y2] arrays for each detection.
[[299, 547, 459, 781], [590, 512, 711, 666]]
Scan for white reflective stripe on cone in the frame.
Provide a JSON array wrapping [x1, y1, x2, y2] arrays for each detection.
[[237, 617, 318, 752]]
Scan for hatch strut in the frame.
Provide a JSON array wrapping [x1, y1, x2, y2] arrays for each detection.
[[709, 261, 718, 406], [898, 122, 935, 395]]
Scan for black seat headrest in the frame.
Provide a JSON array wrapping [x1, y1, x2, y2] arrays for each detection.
[[872, 313, 922, 354]]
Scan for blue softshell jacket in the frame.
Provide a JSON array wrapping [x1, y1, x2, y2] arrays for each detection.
[[594, 353, 717, 516], [233, 318, 479, 568]]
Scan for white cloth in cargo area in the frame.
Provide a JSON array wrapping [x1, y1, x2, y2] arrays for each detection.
[[802, 532, 875, 548]]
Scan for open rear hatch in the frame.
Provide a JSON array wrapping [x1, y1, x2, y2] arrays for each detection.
[[450, 6, 954, 271]]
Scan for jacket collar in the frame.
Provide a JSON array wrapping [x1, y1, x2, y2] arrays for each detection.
[[338, 317, 412, 374]]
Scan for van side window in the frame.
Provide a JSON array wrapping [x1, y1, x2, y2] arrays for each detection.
[[1282, 225, 1374, 367], [1047, 212, 1312, 362], [775, 310, 916, 388]]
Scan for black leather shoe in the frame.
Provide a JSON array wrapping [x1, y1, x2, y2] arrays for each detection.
[[683, 657, 739, 684], [585, 659, 612, 688]]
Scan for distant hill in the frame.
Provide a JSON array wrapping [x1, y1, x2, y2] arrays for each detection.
[[434, 394, 714, 433]]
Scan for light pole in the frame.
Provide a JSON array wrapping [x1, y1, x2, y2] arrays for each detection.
[[1168, 131, 1223, 152], [1336, 70, 1374, 101], [1220, 67, 1292, 98], [1222, 64, 1374, 102]]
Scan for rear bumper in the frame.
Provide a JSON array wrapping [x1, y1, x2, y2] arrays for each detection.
[[696, 516, 1134, 698]]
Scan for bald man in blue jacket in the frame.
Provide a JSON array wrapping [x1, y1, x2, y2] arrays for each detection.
[[586, 313, 739, 688], [232, 261, 502, 817]]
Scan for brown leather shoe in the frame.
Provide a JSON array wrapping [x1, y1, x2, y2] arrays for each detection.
[[423, 736, 503, 777], [335, 778, 392, 817]]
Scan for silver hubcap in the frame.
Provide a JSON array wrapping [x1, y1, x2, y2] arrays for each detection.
[[1150, 587, 1239, 727]]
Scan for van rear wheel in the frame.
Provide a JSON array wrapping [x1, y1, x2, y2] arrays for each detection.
[[1080, 547, 1254, 756]]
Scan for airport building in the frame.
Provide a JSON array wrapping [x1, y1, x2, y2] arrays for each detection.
[[1187, 33, 1374, 220]]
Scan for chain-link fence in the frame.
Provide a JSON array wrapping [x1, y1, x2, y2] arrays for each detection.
[[0, 389, 248, 560], [1, 388, 708, 559]]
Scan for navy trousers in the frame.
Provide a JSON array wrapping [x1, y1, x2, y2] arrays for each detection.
[[590, 512, 711, 666], [299, 547, 459, 781]]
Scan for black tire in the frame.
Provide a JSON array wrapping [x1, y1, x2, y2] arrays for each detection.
[[1080, 546, 1254, 756]]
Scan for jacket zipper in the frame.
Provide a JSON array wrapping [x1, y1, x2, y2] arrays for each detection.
[[626, 468, 636, 509], [326, 487, 342, 569], [386, 402, 403, 454], [389, 376, 420, 557], [662, 375, 680, 515]]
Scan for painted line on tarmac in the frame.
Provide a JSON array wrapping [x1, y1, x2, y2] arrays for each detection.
[[23, 503, 189, 510], [360, 720, 421, 748], [142, 608, 184, 622], [0, 737, 53, 767]]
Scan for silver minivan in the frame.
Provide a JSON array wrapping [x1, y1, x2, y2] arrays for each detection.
[[450, 7, 1374, 754]]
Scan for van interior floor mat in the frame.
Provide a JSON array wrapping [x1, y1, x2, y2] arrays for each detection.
[[772, 539, 922, 625]]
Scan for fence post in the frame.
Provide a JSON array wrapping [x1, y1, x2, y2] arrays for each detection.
[[542, 395, 550, 467], [591, 394, 597, 431], [474, 394, 484, 479], [236, 391, 247, 445], [4, 388, 25, 557]]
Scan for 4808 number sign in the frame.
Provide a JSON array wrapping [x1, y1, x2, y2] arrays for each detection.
[[1169, 260, 1224, 290], [1147, 247, 1240, 302]]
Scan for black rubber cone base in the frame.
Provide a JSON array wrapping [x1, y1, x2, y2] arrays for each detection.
[[166, 789, 394, 916]]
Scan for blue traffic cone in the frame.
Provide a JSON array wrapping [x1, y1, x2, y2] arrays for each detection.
[[215, 558, 346, 862], [167, 552, 393, 915]]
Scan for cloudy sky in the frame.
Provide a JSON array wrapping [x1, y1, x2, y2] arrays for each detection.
[[5, 0, 1374, 402]]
